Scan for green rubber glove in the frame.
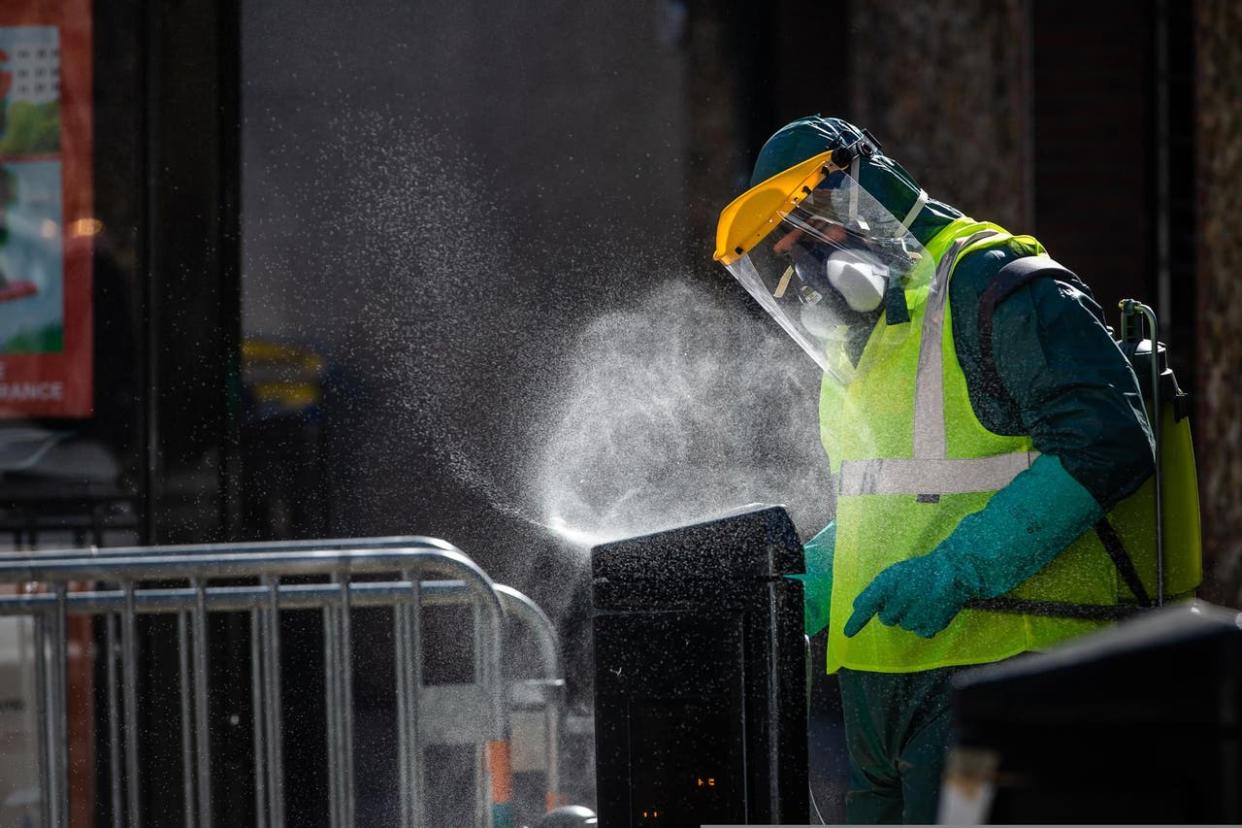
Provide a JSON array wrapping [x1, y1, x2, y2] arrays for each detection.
[[788, 522, 835, 637], [844, 454, 1105, 639]]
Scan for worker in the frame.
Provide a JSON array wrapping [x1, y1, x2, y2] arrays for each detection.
[[713, 116, 1190, 823]]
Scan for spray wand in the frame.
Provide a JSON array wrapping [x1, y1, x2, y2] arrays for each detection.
[[1119, 299, 1164, 607]]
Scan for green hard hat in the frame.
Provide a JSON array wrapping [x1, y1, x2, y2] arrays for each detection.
[[750, 115, 927, 232]]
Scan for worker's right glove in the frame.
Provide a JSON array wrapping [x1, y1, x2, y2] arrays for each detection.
[[843, 454, 1106, 639], [843, 551, 969, 639], [787, 522, 835, 637]]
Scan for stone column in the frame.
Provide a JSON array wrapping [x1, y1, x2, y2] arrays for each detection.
[[848, 0, 1032, 230], [1195, 0, 1242, 603]]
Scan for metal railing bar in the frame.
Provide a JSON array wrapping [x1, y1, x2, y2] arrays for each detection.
[[0, 547, 492, 586], [34, 612, 51, 828], [122, 581, 141, 828], [493, 585, 562, 686], [178, 612, 196, 828], [493, 585, 564, 812], [395, 593, 410, 828], [0, 580, 507, 616], [192, 578, 212, 827], [324, 600, 341, 828], [409, 577, 424, 828], [250, 608, 268, 828], [0, 535, 457, 562], [338, 572, 356, 828], [262, 574, 284, 827], [473, 600, 488, 828], [106, 612, 123, 828], [52, 584, 69, 826]]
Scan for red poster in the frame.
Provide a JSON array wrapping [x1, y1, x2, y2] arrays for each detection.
[[0, 0, 92, 418]]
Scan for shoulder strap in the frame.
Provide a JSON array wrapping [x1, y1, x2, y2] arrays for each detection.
[[1094, 516, 1153, 607], [976, 256, 1077, 395]]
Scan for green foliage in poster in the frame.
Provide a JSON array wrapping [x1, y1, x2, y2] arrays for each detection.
[[2, 322, 63, 354], [0, 101, 61, 155]]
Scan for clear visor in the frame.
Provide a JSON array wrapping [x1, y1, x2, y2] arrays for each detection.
[[724, 167, 931, 385]]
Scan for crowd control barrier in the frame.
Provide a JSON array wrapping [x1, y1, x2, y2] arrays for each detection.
[[0, 536, 564, 828]]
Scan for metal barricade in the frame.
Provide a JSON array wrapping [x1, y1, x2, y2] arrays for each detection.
[[493, 585, 565, 812], [0, 537, 565, 828]]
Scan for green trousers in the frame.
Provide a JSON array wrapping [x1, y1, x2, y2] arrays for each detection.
[[838, 666, 962, 824]]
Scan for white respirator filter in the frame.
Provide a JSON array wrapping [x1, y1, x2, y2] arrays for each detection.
[[825, 256, 888, 312]]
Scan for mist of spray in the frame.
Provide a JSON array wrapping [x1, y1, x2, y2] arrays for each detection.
[[529, 278, 834, 553]]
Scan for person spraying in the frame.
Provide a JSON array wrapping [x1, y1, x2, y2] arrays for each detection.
[[713, 116, 1199, 823]]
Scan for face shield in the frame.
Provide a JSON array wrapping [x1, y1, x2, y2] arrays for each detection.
[[715, 146, 932, 387]]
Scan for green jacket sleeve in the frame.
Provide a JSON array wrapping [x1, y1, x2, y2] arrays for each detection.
[[950, 247, 1155, 510]]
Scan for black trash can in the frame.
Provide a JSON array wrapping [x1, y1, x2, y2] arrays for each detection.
[[591, 504, 808, 827]]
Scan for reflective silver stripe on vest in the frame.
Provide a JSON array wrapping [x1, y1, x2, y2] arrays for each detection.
[[836, 451, 1041, 496], [912, 229, 1001, 460]]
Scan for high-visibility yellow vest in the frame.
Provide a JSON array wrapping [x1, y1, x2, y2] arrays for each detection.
[[819, 218, 1197, 674]]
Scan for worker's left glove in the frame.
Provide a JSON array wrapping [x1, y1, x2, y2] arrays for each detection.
[[786, 522, 835, 637], [843, 454, 1106, 640]]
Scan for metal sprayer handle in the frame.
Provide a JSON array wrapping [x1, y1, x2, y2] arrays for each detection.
[[1121, 299, 1164, 607]]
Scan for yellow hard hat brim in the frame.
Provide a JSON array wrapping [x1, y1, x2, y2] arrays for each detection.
[[713, 150, 839, 266]]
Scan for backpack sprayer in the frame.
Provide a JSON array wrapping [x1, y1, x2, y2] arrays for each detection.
[[1115, 298, 1202, 607], [1121, 301, 1167, 605]]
